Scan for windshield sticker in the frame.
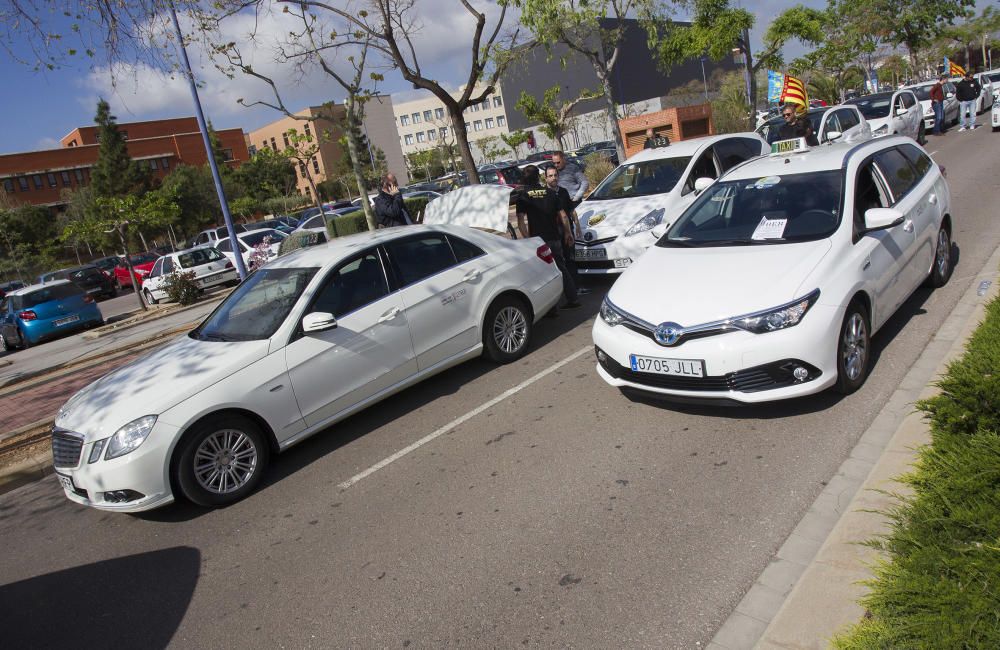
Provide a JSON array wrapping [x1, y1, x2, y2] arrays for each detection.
[[753, 176, 782, 189], [752, 216, 788, 240]]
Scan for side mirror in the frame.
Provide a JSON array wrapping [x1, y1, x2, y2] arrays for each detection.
[[693, 177, 714, 193], [864, 208, 905, 232], [302, 311, 337, 333], [946, 92, 955, 99], [825, 130, 843, 143], [895, 106, 909, 116], [650, 223, 669, 239]]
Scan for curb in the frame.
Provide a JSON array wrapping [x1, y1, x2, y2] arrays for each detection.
[[706, 243, 1000, 650], [0, 420, 54, 497]]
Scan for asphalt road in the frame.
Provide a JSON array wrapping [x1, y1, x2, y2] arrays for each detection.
[[2, 126, 999, 648]]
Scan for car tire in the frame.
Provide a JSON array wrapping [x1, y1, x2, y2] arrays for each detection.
[[17, 328, 31, 350], [483, 295, 533, 364], [174, 415, 270, 508], [923, 226, 952, 288], [834, 301, 871, 395], [0, 333, 10, 354], [143, 289, 159, 305]]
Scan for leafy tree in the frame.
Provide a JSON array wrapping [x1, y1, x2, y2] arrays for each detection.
[[500, 130, 531, 160], [157, 164, 220, 237], [236, 147, 297, 203], [90, 99, 150, 199], [335, 121, 387, 190], [406, 150, 443, 182], [474, 135, 508, 163], [710, 71, 753, 133], [651, 1, 826, 110], [877, 0, 975, 68], [515, 85, 601, 150], [516, 0, 672, 162]]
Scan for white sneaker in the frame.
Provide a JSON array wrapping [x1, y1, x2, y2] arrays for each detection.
[[958, 126, 967, 132]]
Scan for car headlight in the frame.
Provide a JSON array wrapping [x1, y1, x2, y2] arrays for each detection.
[[873, 124, 889, 136], [623, 208, 666, 237], [105, 415, 157, 460], [733, 291, 819, 334], [599, 297, 626, 326]]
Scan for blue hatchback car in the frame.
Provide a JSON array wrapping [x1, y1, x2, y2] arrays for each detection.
[[0, 280, 103, 351]]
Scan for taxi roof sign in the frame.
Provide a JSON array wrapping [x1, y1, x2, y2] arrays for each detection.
[[770, 137, 808, 155]]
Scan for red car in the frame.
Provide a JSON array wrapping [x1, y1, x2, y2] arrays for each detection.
[[113, 252, 160, 289]]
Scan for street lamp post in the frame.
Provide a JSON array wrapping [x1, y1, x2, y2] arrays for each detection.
[[700, 56, 709, 101]]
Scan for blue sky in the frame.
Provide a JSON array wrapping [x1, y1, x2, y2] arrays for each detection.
[[0, 0, 976, 154]]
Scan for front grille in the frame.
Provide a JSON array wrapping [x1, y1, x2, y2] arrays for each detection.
[[52, 430, 84, 468], [598, 350, 820, 394], [575, 236, 617, 247]]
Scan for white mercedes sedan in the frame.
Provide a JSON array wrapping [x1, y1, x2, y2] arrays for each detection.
[[52, 217, 562, 512], [593, 136, 953, 403]]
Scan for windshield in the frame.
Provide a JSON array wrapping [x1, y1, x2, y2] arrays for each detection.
[[70, 267, 104, 281], [759, 111, 825, 144], [128, 252, 158, 265], [192, 267, 318, 341], [589, 156, 692, 200], [241, 230, 285, 247], [658, 170, 844, 247], [910, 85, 933, 101], [178, 248, 225, 269], [850, 95, 892, 119], [989, 73, 1000, 84], [92, 257, 118, 271]]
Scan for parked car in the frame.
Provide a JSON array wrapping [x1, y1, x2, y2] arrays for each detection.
[[191, 224, 250, 248], [0, 280, 26, 299], [905, 81, 959, 132], [593, 135, 952, 403], [574, 140, 615, 156], [757, 104, 871, 145], [478, 164, 526, 189], [40, 264, 116, 300], [141, 246, 239, 304], [992, 99, 1000, 132], [846, 89, 924, 143], [572, 133, 769, 275], [524, 150, 559, 162], [0, 280, 103, 351], [294, 208, 358, 235], [51, 204, 562, 512], [244, 218, 295, 234], [113, 252, 160, 289], [972, 72, 995, 113], [214, 228, 287, 270], [402, 190, 442, 202], [90, 256, 121, 275]]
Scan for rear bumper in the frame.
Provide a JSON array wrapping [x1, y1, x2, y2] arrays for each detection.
[[21, 306, 103, 343]]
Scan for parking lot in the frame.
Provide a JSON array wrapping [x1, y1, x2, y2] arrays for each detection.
[[1, 127, 999, 646]]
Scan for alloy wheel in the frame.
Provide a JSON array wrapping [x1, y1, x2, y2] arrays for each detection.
[[842, 313, 868, 381], [193, 429, 259, 495], [936, 229, 950, 278], [0, 334, 6, 353], [493, 306, 528, 354]]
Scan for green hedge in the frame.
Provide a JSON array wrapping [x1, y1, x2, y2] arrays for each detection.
[[324, 197, 434, 240], [278, 230, 326, 256], [833, 295, 1000, 649]]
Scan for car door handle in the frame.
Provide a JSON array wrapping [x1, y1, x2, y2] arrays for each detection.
[[377, 307, 401, 323], [462, 269, 481, 282], [928, 194, 937, 205], [903, 220, 914, 232]]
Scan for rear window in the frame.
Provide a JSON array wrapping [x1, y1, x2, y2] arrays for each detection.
[[242, 230, 284, 247], [178, 248, 225, 269], [70, 267, 104, 281], [129, 252, 158, 265], [19, 283, 83, 308]]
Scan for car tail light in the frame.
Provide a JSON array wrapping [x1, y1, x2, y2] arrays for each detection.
[[83, 295, 94, 304], [536, 244, 555, 264], [18, 310, 37, 321], [939, 164, 947, 178], [224, 260, 233, 269]]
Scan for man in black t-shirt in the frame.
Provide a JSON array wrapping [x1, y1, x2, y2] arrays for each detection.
[[515, 165, 580, 308]]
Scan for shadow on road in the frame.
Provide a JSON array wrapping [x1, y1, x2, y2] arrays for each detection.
[[0, 546, 199, 648]]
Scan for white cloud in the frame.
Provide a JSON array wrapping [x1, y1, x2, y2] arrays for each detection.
[[36, 136, 60, 149]]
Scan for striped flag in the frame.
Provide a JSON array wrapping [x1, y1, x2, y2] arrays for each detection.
[[780, 74, 808, 114], [945, 56, 965, 76]]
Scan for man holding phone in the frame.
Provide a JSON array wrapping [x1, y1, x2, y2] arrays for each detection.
[[373, 173, 413, 228]]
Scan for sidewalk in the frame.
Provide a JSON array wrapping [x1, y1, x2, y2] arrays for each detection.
[[707, 245, 1000, 650]]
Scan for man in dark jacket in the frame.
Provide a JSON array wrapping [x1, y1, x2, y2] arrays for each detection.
[[373, 173, 413, 228], [777, 104, 818, 146], [955, 72, 981, 131]]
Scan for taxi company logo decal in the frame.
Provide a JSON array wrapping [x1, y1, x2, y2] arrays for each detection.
[[654, 322, 684, 346], [588, 213, 606, 226], [583, 231, 595, 241]]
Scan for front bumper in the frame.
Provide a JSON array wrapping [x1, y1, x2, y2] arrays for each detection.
[[591, 303, 842, 403], [52, 421, 179, 513], [574, 234, 653, 275]]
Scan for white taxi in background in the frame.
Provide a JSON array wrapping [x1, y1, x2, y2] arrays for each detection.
[[141, 246, 238, 304], [992, 99, 1000, 131], [593, 136, 953, 403], [52, 188, 562, 512], [572, 133, 768, 274]]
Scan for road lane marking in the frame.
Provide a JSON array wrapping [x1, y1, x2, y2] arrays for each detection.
[[338, 345, 592, 489]]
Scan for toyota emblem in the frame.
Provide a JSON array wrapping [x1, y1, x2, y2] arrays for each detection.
[[654, 322, 684, 346]]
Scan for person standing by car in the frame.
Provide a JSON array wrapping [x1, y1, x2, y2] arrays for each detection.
[[516, 166, 580, 309], [550, 151, 589, 213], [956, 71, 981, 131], [930, 75, 946, 135], [545, 166, 590, 296], [373, 173, 413, 228], [777, 104, 818, 145]]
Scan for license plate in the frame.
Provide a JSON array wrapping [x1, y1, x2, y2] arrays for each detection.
[[54, 315, 80, 326], [56, 472, 74, 492], [575, 247, 607, 260], [629, 354, 705, 377]]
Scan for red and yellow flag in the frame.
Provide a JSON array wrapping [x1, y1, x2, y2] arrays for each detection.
[[780, 74, 808, 114], [945, 57, 965, 76]]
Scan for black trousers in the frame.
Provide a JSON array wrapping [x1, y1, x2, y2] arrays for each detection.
[[545, 239, 578, 303]]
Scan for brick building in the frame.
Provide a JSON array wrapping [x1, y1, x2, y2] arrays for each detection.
[[0, 117, 249, 209], [618, 104, 715, 158]]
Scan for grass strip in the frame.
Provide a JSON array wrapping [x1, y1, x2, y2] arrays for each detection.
[[833, 295, 1000, 649]]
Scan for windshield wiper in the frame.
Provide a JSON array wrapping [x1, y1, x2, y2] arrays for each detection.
[[200, 332, 236, 342]]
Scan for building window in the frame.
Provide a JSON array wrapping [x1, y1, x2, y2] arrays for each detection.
[[435, 107, 444, 120], [470, 103, 479, 112], [74, 169, 84, 183], [149, 159, 159, 170], [222, 148, 234, 161], [400, 115, 410, 126], [493, 96, 503, 108], [282, 132, 290, 148], [428, 129, 437, 141], [497, 115, 506, 127], [18, 177, 29, 191], [416, 132, 425, 143], [67, 139, 78, 147], [162, 158, 170, 170], [3, 179, 13, 193], [465, 122, 471, 130], [439, 127, 448, 139], [304, 123, 311, 137], [121, 130, 129, 140], [412, 112, 421, 124], [270, 137, 277, 150], [485, 117, 494, 129], [423, 110, 432, 122], [473, 120, 483, 131], [312, 157, 319, 174], [482, 99, 490, 110], [299, 163, 306, 177], [47, 173, 57, 187], [404, 134, 414, 145], [32, 175, 43, 189], [61, 171, 71, 185]]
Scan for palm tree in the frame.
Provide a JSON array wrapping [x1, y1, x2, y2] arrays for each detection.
[[807, 73, 839, 105]]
